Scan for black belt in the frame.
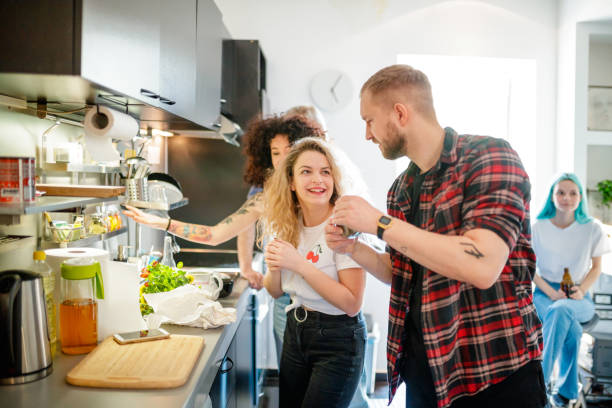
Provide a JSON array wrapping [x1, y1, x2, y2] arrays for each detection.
[[290, 306, 361, 323]]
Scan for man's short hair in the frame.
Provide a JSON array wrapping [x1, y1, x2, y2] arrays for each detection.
[[361, 64, 436, 119]]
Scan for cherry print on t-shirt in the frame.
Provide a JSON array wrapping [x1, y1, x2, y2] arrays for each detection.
[[306, 244, 323, 264]]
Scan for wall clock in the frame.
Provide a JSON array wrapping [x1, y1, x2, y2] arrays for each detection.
[[309, 69, 353, 112]]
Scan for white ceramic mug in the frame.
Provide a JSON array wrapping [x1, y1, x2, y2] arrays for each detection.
[[192, 272, 223, 300]]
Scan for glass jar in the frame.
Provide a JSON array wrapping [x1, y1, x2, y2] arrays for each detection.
[[59, 258, 104, 354], [87, 213, 108, 235]]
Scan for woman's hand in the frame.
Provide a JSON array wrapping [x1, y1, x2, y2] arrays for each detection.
[[325, 219, 358, 255], [265, 239, 306, 274], [549, 288, 567, 301], [242, 267, 264, 290], [570, 286, 585, 300], [122, 205, 168, 230]]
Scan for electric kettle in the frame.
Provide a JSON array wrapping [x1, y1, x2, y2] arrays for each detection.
[[0, 270, 53, 384]]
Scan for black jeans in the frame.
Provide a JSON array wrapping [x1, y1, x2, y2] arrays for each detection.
[[399, 357, 547, 408], [279, 307, 366, 408]]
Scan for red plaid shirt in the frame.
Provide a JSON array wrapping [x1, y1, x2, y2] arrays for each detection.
[[386, 128, 542, 407]]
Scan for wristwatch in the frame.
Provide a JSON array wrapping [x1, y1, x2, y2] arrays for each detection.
[[376, 215, 393, 239]]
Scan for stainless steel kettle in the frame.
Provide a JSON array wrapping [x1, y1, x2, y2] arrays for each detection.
[[0, 270, 53, 384]]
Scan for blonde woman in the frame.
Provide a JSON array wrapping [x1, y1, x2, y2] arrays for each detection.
[[262, 137, 366, 408]]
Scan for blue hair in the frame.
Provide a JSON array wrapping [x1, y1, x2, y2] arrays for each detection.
[[537, 172, 593, 224]]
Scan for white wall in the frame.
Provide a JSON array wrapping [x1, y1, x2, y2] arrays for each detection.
[[557, 1, 612, 184], [0, 109, 83, 270], [216, 0, 558, 372]]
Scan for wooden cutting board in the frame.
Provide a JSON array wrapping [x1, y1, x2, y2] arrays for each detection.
[[66, 335, 204, 389], [37, 184, 125, 198]]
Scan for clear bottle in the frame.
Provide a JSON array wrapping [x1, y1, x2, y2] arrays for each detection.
[[32, 250, 57, 358], [160, 235, 176, 268]]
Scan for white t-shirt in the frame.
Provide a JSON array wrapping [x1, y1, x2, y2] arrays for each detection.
[[532, 218, 611, 283], [281, 217, 361, 315]]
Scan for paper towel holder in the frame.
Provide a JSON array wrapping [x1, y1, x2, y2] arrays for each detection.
[[96, 94, 130, 114]]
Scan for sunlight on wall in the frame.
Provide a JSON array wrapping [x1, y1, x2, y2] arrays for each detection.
[[394, 54, 537, 192]]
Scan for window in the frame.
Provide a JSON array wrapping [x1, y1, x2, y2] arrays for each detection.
[[394, 54, 537, 185]]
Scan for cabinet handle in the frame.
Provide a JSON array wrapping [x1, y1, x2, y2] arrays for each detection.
[[219, 357, 234, 374], [140, 88, 159, 99], [159, 96, 176, 105]]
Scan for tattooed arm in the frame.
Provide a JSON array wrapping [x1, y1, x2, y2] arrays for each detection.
[[123, 193, 264, 246], [331, 196, 510, 289]]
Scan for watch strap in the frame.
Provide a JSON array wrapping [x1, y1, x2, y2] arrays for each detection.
[[376, 215, 392, 240]]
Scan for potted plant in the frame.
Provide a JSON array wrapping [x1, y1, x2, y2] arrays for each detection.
[[596, 179, 612, 223]]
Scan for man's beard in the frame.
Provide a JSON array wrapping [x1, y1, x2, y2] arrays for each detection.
[[380, 122, 405, 160]]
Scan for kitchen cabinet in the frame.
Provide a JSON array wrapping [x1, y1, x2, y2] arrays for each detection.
[[209, 292, 258, 408], [159, 0, 197, 120], [83, 0, 199, 124], [0, 0, 226, 130], [221, 40, 269, 130], [234, 293, 258, 407], [195, 0, 228, 128], [209, 340, 237, 408], [80, 0, 161, 108]]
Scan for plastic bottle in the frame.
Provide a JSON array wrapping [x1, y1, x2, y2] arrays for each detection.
[[160, 235, 176, 268], [32, 250, 57, 358]]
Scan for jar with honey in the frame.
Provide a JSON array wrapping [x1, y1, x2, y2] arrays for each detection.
[[59, 258, 104, 354]]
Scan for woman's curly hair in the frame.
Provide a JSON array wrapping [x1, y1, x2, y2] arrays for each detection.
[[242, 115, 325, 187]]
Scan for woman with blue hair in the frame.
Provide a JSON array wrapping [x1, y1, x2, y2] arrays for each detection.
[[532, 173, 611, 408]]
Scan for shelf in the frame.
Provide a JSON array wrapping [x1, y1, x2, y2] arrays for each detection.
[[122, 198, 189, 211], [0, 235, 35, 254], [38, 163, 121, 174], [585, 130, 612, 145], [61, 227, 127, 248], [66, 163, 122, 174], [0, 196, 120, 215]]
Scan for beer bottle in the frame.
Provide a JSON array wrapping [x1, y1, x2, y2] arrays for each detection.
[[560, 267, 574, 297]]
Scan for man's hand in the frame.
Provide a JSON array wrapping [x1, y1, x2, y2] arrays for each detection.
[[241, 267, 264, 290], [265, 239, 306, 273], [325, 219, 358, 254], [122, 205, 167, 230], [331, 195, 383, 236]]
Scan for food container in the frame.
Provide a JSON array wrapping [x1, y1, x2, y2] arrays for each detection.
[[50, 225, 85, 245], [0, 157, 35, 203], [59, 258, 104, 355], [86, 213, 108, 235]]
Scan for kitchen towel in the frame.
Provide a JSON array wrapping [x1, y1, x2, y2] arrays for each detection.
[[143, 285, 236, 330], [83, 106, 138, 162]]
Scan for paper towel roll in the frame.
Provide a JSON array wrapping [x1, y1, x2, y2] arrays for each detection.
[[100, 261, 146, 338], [45, 247, 110, 284], [83, 106, 139, 162]]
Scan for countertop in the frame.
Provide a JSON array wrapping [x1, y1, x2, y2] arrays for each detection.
[[1, 278, 251, 408]]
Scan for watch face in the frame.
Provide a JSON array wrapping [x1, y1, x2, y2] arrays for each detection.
[[309, 69, 353, 112], [379, 216, 392, 226]]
